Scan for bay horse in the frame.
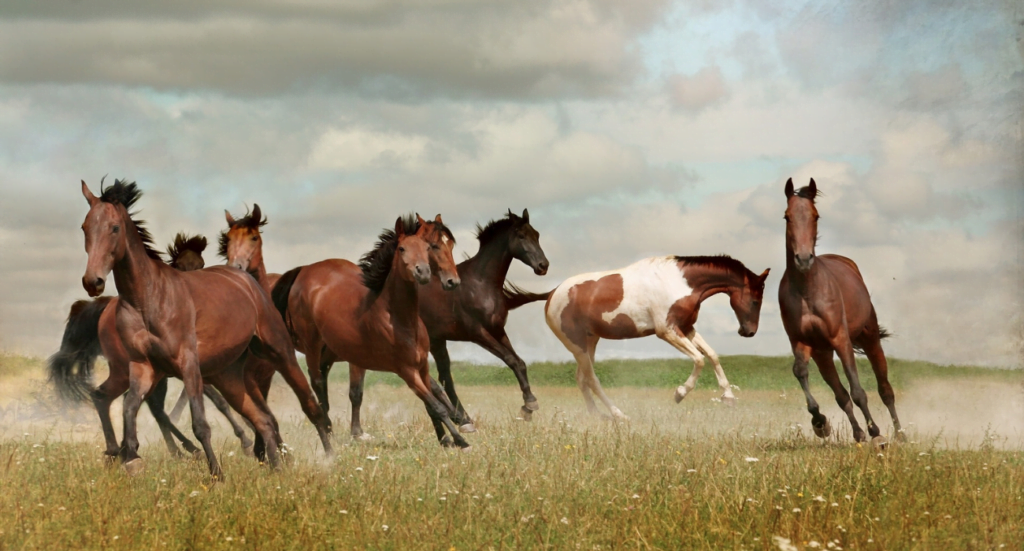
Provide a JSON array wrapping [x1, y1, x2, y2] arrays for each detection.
[[49, 233, 255, 459], [77, 179, 331, 477], [544, 256, 770, 418], [384, 209, 548, 430], [271, 215, 472, 448], [778, 178, 902, 444]]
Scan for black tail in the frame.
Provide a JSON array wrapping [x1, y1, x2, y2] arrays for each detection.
[[271, 266, 303, 325], [47, 297, 112, 402], [853, 325, 892, 355], [503, 282, 553, 310]]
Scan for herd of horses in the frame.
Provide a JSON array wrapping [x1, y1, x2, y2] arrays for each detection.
[[47, 177, 902, 478]]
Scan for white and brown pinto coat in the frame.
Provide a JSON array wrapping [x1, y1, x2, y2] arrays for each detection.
[[545, 256, 769, 418]]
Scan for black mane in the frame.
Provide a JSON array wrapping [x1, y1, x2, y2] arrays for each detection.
[[793, 186, 822, 200], [167, 233, 208, 266], [99, 178, 163, 261], [675, 255, 757, 280], [474, 214, 518, 246], [359, 214, 419, 294], [218, 206, 268, 259]]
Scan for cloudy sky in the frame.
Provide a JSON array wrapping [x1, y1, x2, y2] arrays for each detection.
[[0, 0, 1021, 368]]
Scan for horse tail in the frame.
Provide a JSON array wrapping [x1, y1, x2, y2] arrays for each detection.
[[503, 282, 552, 310], [271, 266, 303, 327], [853, 325, 892, 355], [47, 297, 111, 402]]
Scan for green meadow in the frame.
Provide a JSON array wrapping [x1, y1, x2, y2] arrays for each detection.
[[0, 354, 1021, 550]]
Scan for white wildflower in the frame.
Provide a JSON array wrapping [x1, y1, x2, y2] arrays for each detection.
[[745, 457, 759, 463]]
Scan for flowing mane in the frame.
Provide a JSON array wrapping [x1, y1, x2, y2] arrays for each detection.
[[167, 233, 208, 268], [675, 255, 758, 281], [99, 178, 163, 260], [217, 206, 268, 259], [359, 215, 417, 294], [474, 215, 517, 246]]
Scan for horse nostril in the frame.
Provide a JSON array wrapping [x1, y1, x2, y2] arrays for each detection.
[[94, 277, 104, 288]]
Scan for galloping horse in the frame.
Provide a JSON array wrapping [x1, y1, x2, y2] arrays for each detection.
[[778, 178, 901, 444], [544, 256, 769, 418], [77, 179, 331, 477], [49, 233, 255, 459], [272, 215, 472, 448], [398, 209, 548, 429]]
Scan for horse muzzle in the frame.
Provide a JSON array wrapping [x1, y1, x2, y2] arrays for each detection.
[[738, 326, 757, 338], [794, 253, 815, 273], [441, 276, 461, 291], [83, 276, 105, 297]]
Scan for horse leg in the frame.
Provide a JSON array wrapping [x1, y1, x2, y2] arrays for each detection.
[[571, 350, 600, 416], [168, 387, 189, 423], [303, 344, 331, 422], [691, 331, 736, 405], [91, 368, 130, 459], [144, 377, 200, 458], [120, 361, 160, 475], [431, 339, 474, 429], [179, 351, 223, 479], [791, 342, 831, 438], [245, 366, 280, 462], [399, 368, 471, 449], [660, 328, 705, 404], [495, 330, 539, 418], [582, 337, 627, 420], [833, 337, 881, 440], [250, 334, 333, 456], [203, 384, 255, 456], [349, 364, 371, 441], [810, 348, 863, 442], [861, 336, 903, 440], [207, 369, 281, 469]]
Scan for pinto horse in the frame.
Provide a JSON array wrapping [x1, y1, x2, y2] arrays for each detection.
[[77, 179, 331, 477], [272, 215, 472, 447], [545, 256, 769, 418], [778, 178, 902, 444], [49, 233, 255, 459]]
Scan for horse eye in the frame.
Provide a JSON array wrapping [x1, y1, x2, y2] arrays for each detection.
[[398, 246, 406, 253], [112, 225, 120, 233], [251, 235, 258, 241], [431, 244, 439, 250]]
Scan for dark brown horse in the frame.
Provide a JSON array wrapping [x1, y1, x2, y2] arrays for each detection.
[[272, 215, 471, 447], [77, 179, 331, 477], [49, 233, 255, 459], [544, 255, 769, 418], [415, 209, 549, 429], [778, 178, 902, 444]]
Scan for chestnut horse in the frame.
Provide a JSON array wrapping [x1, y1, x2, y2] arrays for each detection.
[[778, 178, 902, 444], [49, 233, 255, 459], [272, 215, 471, 447], [545, 256, 769, 418], [77, 179, 331, 477]]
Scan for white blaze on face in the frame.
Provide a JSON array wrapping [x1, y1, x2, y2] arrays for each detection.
[[442, 235, 449, 245]]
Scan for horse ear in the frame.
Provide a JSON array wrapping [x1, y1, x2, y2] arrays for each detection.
[[225, 209, 236, 225], [82, 180, 99, 206], [522, 208, 530, 223], [415, 213, 427, 228], [251, 203, 262, 224], [395, 216, 406, 237], [434, 214, 443, 224], [507, 208, 515, 218], [198, 236, 208, 251], [808, 178, 817, 196], [759, 268, 770, 282], [784, 178, 794, 197]]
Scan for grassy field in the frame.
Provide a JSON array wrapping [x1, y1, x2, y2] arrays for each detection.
[[0, 354, 1021, 550]]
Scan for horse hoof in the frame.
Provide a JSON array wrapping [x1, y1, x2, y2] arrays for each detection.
[[520, 407, 533, 421], [440, 436, 455, 448], [722, 396, 737, 407], [674, 386, 687, 403], [460, 446, 473, 453], [354, 433, 374, 442], [813, 420, 832, 438], [524, 400, 540, 412], [242, 444, 255, 458], [123, 458, 145, 477], [611, 409, 630, 421], [871, 436, 888, 450], [459, 423, 477, 434], [895, 429, 908, 443]]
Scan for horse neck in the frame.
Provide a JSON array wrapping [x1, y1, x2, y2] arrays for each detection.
[[784, 236, 811, 290], [684, 265, 744, 304], [465, 232, 514, 287], [111, 216, 164, 313], [249, 248, 271, 292], [376, 259, 421, 332]]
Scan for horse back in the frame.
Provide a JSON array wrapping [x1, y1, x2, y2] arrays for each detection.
[[290, 259, 369, 348], [179, 266, 266, 366]]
